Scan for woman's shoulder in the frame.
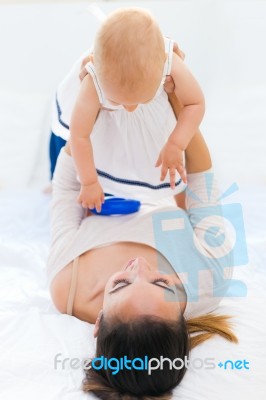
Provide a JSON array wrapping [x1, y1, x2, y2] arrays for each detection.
[[50, 262, 73, 314]]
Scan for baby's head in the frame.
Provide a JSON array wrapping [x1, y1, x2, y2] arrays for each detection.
[[93, 8, 166, 110]]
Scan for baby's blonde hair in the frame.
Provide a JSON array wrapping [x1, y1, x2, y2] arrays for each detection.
[[93, 8, 165, 94]]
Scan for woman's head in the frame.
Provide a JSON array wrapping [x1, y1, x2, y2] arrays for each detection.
[[83, 256, 239, 398], [83, 313, 190, 399], [97, 256, 187, 326], [93, 8, 166, 111], [82, 256, 189, 398]]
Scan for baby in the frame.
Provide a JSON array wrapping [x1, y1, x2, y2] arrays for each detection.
[[66, 8, 205, 211]]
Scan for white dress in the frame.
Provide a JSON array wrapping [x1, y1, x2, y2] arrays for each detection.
[[51, 37, 187, 201]]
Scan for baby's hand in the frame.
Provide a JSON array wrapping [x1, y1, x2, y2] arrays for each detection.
[[77, 181, 105, 212], [155, 141, 187, 188]]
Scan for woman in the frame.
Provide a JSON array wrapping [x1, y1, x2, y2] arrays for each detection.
[[47, 46, 238, 400], [48, 126, 238, 400]]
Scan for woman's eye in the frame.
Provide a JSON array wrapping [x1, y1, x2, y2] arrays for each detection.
[[112, 278, 170, 290], [113, 279, 130, 288], [153, 278, 170, 288]]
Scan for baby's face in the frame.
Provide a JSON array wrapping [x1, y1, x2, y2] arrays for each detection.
[[102, 79, 161, 112]]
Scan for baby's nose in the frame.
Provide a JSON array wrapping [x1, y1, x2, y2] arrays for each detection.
[[123, 105, 138, 112]]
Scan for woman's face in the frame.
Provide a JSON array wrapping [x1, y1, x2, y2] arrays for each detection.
[[94, 256, 186, 336]]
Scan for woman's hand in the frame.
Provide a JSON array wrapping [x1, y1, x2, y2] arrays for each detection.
[[173, 41, 185, 61], [77, 181, 105, 212], [164, 42, 185, 94], [79, 53, 93, 81], [164, 76, 175, 94]]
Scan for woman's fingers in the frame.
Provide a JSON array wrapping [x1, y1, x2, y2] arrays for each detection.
[[163, 42, 185, 93], [164, 75, 175, 93], [79, 54, 92, 81], [173, 42, 185, 60], [80, 54, 92, 68], [79, 68, 88, 81]]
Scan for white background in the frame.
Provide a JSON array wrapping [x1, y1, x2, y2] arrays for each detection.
[[0, 0, 265, 189]]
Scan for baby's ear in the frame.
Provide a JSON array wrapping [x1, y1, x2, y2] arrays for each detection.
[[93, 309, 103, 337]]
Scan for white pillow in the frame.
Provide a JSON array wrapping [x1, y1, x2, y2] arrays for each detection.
[[0, 89, 50, 189]]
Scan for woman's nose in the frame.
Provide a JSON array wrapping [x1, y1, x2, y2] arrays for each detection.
[[130, 257, 151, 274]]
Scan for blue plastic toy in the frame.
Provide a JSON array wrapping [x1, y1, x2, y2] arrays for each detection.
[[90, 196, 141, 216]]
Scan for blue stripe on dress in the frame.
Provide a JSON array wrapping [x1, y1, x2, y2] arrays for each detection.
[[97, 169, 182, 190]]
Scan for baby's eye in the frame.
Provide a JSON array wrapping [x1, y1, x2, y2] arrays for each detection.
[[107, 99, 120, 106]]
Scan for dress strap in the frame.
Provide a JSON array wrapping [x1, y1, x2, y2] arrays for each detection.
[[66, 256, 79, 315], [85, 61, 105, 104], [163, 37, 174, 76]]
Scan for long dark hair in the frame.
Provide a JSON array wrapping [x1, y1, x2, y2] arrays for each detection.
[[83, 313, 238, 399], [83, 313, 190, 399]]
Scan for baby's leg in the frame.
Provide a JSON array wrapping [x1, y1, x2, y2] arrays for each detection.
[[49, 132, 67, 179], [43, 132, 67, 194]]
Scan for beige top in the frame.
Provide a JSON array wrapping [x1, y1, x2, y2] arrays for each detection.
[[47, 149, 233, 319]]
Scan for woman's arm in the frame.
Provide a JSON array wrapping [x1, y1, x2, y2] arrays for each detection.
[[185, 131, 212, 174], [168, 92, 232, 272], [185, 133, 232, 272], [49, 148, 85, 257]]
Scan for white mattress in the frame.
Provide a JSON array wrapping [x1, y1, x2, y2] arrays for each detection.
[[0, 1, 265, 399]]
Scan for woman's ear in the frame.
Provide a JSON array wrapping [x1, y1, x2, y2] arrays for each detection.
[[93, 309, 103, 338]]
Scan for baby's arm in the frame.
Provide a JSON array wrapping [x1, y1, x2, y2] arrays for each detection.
[[170, 52, 205, 150], [156, 53, 205, 187], [69, 74, 104, 212]]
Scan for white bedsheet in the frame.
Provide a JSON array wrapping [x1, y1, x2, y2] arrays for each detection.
[[0, 1, 266, 399], [0, 187, 265, 399]]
